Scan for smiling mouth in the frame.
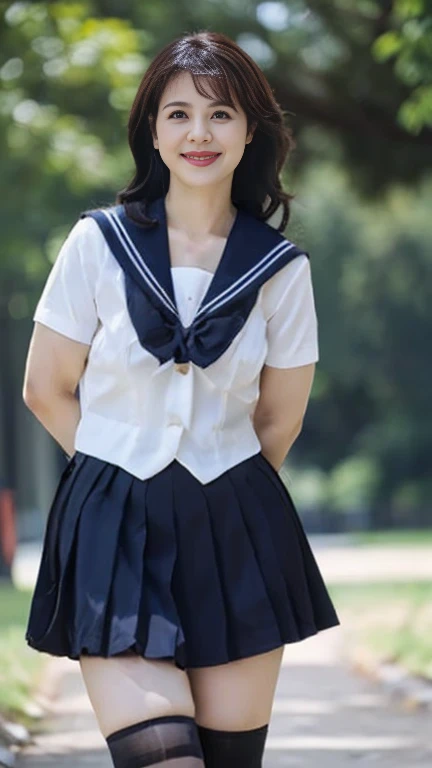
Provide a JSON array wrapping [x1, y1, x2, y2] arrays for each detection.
[[180, 153, 222, 167], [181, 153, 221, 159]]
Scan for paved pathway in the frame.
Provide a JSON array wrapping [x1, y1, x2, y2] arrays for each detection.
[[312, 541, 432, 583]]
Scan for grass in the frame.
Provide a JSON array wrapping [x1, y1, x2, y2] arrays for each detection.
[[0, 581, 48, 726], [330, 580, 432, 679], [351, 529, 432, 547]]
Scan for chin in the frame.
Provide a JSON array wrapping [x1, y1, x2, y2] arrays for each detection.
[[174, 171, 223, 188]]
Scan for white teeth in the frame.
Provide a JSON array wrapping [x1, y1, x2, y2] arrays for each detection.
[[184, 155, 218, 159]]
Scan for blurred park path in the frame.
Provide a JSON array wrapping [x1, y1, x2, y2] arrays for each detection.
[[13, 535, 432, 591], [312, 538, 432, 583], [15, 536, 432, 766]]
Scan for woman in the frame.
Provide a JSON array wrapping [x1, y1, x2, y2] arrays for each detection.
[[23, 30, 340, 768]]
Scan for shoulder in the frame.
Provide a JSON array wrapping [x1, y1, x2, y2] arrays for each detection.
[[258, 251, 315, 327], [50, 210, 114, 286], [59, 211, 107, 255], [261, 252, 311, 301], [76, 204, 120, 240], [67, 205, 120, 257]]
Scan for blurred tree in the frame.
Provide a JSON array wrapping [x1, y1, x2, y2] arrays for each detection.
[[265, 0, 432, 191], [372, 0, 432, 134], [291, 163, 432, 511], [0, 1, 148, 294]]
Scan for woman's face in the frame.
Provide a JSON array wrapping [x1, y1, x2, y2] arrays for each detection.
[[152, 71, 254, 189]]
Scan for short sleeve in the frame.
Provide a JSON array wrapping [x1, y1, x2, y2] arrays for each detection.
[[262, 254, 319, 368], [33, 216, 101, 345]]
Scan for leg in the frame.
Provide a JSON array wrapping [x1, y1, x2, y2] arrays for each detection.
[[79, 650, 196, 737], [79, 650, 204, 766], [187, 645, 284, 767], [187, 645, 284, 731]]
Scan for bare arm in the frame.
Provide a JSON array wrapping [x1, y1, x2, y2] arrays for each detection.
[[252, 362, 316, 471], [22, 322, 91, 458]]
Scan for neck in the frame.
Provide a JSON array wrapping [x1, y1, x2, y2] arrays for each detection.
[[164, 181, 237, 241]]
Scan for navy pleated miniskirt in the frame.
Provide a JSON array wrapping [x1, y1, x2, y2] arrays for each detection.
[[25, 450, 340, 670]]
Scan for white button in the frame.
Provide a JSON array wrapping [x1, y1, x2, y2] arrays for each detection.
[[168, 415, 182, 426]]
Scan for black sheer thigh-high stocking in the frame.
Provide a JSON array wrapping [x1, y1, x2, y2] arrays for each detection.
[[197, 722, 269, 768], [105, 714, 205, 767]]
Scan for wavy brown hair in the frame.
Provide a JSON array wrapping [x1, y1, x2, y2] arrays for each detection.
[[116, 30, 295, 232]]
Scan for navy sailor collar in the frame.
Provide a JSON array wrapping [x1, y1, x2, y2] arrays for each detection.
[[80, 196, 309, 369]]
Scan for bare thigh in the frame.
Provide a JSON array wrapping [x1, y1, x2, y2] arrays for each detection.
[[186, 645, 284, 731], [79, 651, 196, 739]]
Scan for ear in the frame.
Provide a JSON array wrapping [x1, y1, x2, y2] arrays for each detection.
[[246, 121, 257, 145], [149, 116, 159, 149]]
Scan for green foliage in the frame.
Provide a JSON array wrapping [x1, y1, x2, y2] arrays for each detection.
[[0, 1, 148, 291], [289, 162, 432, 507], [326, 457, 380, 511], [0, 584, 46, 722], [372, 0, 432, 132]]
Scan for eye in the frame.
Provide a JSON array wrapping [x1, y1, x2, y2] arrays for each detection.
[[212, 110, 231, 119], [167, 110, 232, 120]]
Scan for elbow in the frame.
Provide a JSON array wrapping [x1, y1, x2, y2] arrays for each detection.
[[23, 386, 43, 414], [281, 416, 304, 447], [22, 378, 34, 410], [293, 416, 304, 437], [23, 377, 77, 414], [256, 413, 304, 438], [280, 416, 303, 445], [22, 379, 53, 415], [254, 414, 304, 448]]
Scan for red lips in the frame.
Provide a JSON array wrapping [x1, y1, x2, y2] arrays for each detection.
[[181, 153, 221, 167], [181, 151, 220, 157]]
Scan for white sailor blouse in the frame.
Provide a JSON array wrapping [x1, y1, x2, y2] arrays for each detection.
[[33, 196, 319, 483]]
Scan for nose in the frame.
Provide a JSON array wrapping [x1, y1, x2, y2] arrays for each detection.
[[187, 117, 212, 144]]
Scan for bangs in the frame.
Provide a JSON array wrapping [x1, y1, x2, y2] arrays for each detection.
[[154, 46, 243, 113], [187, 71, 239, 111]]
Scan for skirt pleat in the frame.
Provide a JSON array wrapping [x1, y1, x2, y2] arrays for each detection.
[[25, 450, 340, 669], [249, 456, 330, 630], [72, 466, 135, 654]]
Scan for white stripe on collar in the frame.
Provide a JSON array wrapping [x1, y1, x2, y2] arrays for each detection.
[[195, 240, 297, 319], [103, 209, 179, 318]]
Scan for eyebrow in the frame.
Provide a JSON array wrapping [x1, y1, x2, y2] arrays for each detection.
[[162, 100, 238, 112]]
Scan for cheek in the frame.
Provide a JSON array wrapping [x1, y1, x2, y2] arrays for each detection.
[[157, 126, 178, 151], [155, 118, 181, 146], [221, 126, 248, 155], [223, 142, 248, 171], [156, 135, 184, 167]]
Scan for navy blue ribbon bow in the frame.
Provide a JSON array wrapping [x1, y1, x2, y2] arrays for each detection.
[[80, 196, 308, 369]]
